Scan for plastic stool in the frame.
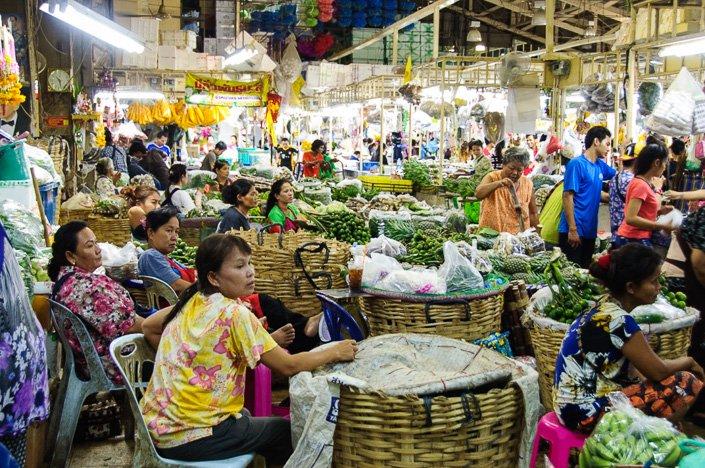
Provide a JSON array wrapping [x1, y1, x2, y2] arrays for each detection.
[[529, 412, 589, 468]]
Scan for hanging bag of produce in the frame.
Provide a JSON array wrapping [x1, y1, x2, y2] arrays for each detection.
[[647, 67, 705, 136]]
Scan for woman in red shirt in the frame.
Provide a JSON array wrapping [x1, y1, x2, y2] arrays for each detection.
[[302, 139, 325, 178], [615, 143, 675, 249]]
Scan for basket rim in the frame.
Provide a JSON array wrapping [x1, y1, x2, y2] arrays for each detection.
[[362, 284, 508, 303]]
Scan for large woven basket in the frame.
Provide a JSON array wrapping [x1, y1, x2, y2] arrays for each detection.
[[59, 207, 93, 225], [525, 306, 699, 409], [229, 229, 351, 317], [87, 216, 132, 246], [180, 217, 219, 246], [334, 384, 523, 467], [360, 289, 505, 342]]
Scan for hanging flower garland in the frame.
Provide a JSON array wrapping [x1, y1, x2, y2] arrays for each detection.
[[0, 24, 25, 113]]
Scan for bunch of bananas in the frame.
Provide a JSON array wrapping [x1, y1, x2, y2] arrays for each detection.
[[126, 99, 230, 129], [126, 102, 153, 125]]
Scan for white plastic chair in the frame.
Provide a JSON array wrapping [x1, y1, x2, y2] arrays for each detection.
[[109, 334, 255, 467]]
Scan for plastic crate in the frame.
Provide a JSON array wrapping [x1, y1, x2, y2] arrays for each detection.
[[40, 181, 61, 224], [361, 161, 379, 171], [358, 175, 413, 194]]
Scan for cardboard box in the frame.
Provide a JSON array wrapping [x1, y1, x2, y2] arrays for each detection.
[[215, 0, 235, 13], [157, 45, 177, 69], [203, 38, 217, 54], [192, 52, 209, 71], [160, 18, 182, 33], [207, 55, 224, 71], [160, 30, 197, 50], [175, 48, 191, 70], [216, 38, 233, 56], [216, 24, 236, 39], [130, 18, 160, 43], [120, 42, 157, 69]]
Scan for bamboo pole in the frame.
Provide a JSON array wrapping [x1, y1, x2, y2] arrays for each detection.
[[439, 59, 446, 170]]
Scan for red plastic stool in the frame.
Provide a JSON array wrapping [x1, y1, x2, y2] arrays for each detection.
[[529, 412, 589, 468]]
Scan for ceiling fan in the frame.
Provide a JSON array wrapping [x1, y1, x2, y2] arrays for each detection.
[[117, 0, 199, 20]]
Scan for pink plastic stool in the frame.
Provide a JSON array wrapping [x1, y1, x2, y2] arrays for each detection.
[[529, 412, 589, 468], [245, 364, 291, 419]]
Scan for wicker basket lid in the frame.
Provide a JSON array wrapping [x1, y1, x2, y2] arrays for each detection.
[[313, 333, 519, 396]]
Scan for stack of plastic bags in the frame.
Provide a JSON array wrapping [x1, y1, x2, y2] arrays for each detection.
[[647, 67, 705, 136]]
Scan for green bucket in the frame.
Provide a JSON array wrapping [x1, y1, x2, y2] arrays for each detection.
[[0, 141, 30, 182]]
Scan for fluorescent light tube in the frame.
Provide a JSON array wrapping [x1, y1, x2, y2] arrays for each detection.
[[223, 47, 257, 67], [40, 0, 145, 54], [659, 36, 705, 57]]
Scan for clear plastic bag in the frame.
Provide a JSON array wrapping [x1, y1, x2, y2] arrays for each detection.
[[377, 268, 447, 295], [438, 241, 483, 292], [517, 228, 545, 256], [361, 253, 403, 288], [579, 392, 685, 467], [367, 235, 407, 258], [0, 200, 46, 257], [493, 232, 525, 256]]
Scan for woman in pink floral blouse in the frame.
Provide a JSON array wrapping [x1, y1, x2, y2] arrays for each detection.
[[48, 221, 143, 383]]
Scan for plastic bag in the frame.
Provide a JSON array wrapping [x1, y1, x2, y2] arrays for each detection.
[[100, 242, 138, 267], [649, 67, 705, 136], [377, 269, 447, 295], [579, 392, 685, 467], [0, 200, 45, 257], [62, 192, 95, 211], [631, 295, 687, 321], [679, 439, 705, 468], [656, 209, 685, 230], [336, 178, 363, 191], [24, 142, 61, 184], [438, 241, 483, 292], [367, 235, 407, 258], [517, 229, 545, 256], [361, 253, 403, 288], [493, 232, 525, 256]]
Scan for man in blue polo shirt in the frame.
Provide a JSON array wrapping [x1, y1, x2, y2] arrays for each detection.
[[559, 126, 616, 267]]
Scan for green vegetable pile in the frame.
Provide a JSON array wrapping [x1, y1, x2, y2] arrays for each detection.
[[171, 239, 197, 268], [659, 276, 688, 310], [310, 210, 371, 245], [31, 258, 50, 282], [541, 252, 598, 324], [580, 410, 684, 467], [399, 228, 472, 266], [332, 185, 361, 202], [189, 173, 216, 190], [402, 159, 432, 190], [93, 199, 122, 218]]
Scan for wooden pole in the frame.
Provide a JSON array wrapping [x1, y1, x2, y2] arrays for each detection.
[[30, 168, 51, 246], [546, 0, 555, 54], [439, 59, 446, 171], [392, 31, 399, 66], [380, 100, 385, 174], [433, 7, 440, 59]]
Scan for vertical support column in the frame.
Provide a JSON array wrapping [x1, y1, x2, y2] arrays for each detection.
[[439, 59, 446, 171], [433, 7, 440, 60], [236, 0, 241, 37], [546, 0, 555, 54], [626, 49, 637, 142], [392, 30, 399, 66], [25, 0, 41, 137], [380, 100, 385, 174], [613, 50, 622, 146]]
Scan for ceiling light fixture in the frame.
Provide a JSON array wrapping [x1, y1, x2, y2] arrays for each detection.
[[585, 19, 597, 37], [466, 21, 482, 42], [223, 45, 257, 67], [39, 0, 144, 54], [531, 1, 547, 26], [475, 43, 487, 52], [659, 35, 705, 57]]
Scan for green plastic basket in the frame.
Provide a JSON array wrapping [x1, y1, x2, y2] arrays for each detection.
[[0, 141, 30, 182]]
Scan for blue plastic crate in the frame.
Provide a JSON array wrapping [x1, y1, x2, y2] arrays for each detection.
[[39, 181, 60, 224], [362, 161, 379, 171]]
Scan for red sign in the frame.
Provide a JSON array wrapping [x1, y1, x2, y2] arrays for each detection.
[[45, 116, 70, 128]]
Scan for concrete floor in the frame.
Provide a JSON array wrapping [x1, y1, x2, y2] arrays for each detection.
[[69, 204, 689, 466]]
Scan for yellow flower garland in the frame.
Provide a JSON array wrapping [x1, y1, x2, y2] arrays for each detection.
[[0, 73, 24, 106]]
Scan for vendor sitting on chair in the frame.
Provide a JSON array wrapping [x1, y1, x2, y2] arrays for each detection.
[[138, 207, 196, 294], [554, 244, 704, 434], [475, 146, 539, 235]]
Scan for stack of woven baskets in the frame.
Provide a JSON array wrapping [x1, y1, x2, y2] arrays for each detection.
[[59, 207, 132, 247], [232, 229, 351, 316]]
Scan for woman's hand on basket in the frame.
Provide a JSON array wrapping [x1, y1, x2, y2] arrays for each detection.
[[333, 340, 358, 362]]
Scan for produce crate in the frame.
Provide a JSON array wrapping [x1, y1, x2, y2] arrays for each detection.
[[358, 175, 413, 194]]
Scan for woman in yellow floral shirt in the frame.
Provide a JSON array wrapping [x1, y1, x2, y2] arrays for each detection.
[[140, 234, 357, 464]]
